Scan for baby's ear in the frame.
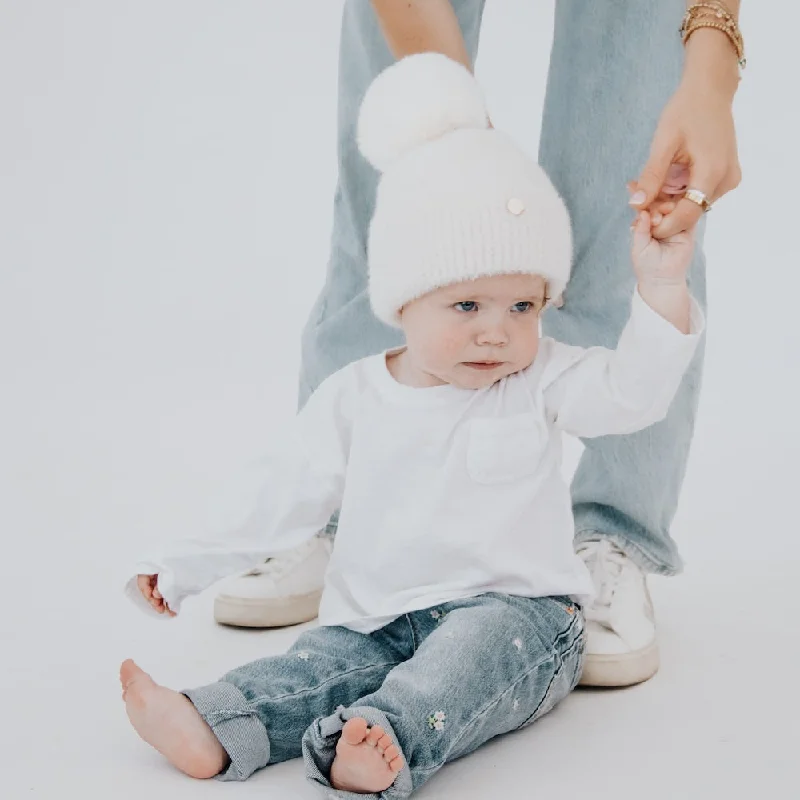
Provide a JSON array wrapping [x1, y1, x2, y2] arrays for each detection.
[[546, 284, 563, 308]]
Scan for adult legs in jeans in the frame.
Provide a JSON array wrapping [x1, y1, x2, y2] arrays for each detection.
[[540, 0, 707, 572], [538, 0, 707, 685]]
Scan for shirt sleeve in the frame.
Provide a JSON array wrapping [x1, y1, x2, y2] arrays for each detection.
[[538, 289, 705, 439], [125, 365, 357, 618]]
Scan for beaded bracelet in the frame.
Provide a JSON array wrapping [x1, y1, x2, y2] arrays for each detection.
[[681, 1, 746, 70]]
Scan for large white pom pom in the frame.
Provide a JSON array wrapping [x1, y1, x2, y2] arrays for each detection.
[[357, 53, 489, 172]]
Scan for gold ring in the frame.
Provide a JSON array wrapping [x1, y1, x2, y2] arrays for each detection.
[[684, 188, 712, 213]]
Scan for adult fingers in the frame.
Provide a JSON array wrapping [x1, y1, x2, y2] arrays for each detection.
[[661, 163, 690, 195], [653, 163, 719, 239], [651, 200, 678, 227], [630, 133, 679, 209], [653, 195, 704, 239]]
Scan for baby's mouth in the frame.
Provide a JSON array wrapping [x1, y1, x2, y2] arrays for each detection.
[[463, 361, 503, 371]]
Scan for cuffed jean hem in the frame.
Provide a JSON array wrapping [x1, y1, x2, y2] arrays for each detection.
[[182, 681, 271, 781], [303, 704, 414, 800], [574, 528, 682, 577]]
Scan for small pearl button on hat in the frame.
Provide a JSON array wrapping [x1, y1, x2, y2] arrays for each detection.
[[506, 197, 525, 215]]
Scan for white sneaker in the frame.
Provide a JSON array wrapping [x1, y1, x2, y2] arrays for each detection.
[[576, 539, 660, 687], [214, 536, 332, 628]]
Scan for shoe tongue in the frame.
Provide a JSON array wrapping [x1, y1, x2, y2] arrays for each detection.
[[584, 540, 628, 609]]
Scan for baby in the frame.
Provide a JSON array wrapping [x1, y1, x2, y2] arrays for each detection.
[[122, 54, 703, 799]]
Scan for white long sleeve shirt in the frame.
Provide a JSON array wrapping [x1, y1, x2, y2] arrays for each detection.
[[126, 290, 703, 633]]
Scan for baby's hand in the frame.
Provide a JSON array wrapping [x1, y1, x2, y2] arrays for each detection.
[[630, 210, 694, 287], [137, 574, 177, 617]]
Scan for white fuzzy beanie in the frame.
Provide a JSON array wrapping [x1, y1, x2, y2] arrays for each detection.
[[358, 53, 572, 328]]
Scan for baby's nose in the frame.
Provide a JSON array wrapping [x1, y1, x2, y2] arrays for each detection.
[[476, 324, 509, 346]]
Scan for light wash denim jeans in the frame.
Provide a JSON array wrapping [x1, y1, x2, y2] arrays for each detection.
[[299, 0, 707, 576], [183, 593, 585, 798]]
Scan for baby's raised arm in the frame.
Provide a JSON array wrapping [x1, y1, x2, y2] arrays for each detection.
[[538, 213, 703, 439]]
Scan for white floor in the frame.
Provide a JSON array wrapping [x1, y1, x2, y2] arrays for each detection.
[[2, 3, 799, 799]]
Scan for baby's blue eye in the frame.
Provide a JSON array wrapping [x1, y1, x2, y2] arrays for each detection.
[[454, 301, 477, 312], [512, 301, 533, 313]]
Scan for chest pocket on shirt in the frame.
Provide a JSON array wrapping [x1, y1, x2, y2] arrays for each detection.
[[466, 413, 549, 485]]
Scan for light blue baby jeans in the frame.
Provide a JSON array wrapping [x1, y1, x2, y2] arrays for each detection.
[[184, 593, 585, 798], [298, 0, 707, 575]]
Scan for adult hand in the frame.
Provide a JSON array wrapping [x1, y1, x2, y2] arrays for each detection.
[[629, 29, 742, 239]]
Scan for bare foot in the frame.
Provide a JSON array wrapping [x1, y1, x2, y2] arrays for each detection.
[[120, 659, 229, 779], [330, 717, 404, 794]]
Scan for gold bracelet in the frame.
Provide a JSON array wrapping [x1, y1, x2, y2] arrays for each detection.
[[681, 1, 746, 70], [682, 0, 740, 33], [682, 20, 745, 68]]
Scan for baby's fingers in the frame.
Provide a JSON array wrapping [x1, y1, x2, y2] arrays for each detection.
[[137, 574, 155, 600], [648, 200, 678, 228], [136, 574, 169, 613], [631, 210, 653, 254]]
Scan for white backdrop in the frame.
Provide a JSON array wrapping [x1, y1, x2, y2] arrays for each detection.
[[1, 3, 798, 798]]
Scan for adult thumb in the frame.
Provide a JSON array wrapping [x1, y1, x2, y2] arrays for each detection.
[[631, 135, 677, 208]]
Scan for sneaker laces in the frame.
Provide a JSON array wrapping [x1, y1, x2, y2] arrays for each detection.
[[576, 539, 629, 626]]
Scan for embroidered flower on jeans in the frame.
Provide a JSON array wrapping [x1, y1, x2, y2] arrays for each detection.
[[297, 651, 310, 660], [428, 711, 446, 731], [430, 610, 441, 620], [512, 637, 523, 651]]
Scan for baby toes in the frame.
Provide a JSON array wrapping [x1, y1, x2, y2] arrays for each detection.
[[365, 725, 385, 747], [388, 753, 405, 772], [341, 718, 368, 746], [383, 744, 400, 763]]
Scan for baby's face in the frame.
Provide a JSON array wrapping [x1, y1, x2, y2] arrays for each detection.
[[399, 274, 547, 389]]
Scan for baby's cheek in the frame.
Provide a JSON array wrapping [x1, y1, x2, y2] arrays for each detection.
[[437, 331, 467, 362], [520, 328, 540, 365]]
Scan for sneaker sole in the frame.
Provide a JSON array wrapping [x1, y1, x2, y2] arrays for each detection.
[[579, 640, 660, 688], [214, 590, 322, 628]]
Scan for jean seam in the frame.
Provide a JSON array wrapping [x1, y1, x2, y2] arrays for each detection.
[[443, 612, 582, 761], [551, 609, 583, 649], [514, 627, 585, 731], [440, 650, 556, 765], [250, 660, 402, 707], [517, 655, 565, 729], [406, 614, 417, 654]]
